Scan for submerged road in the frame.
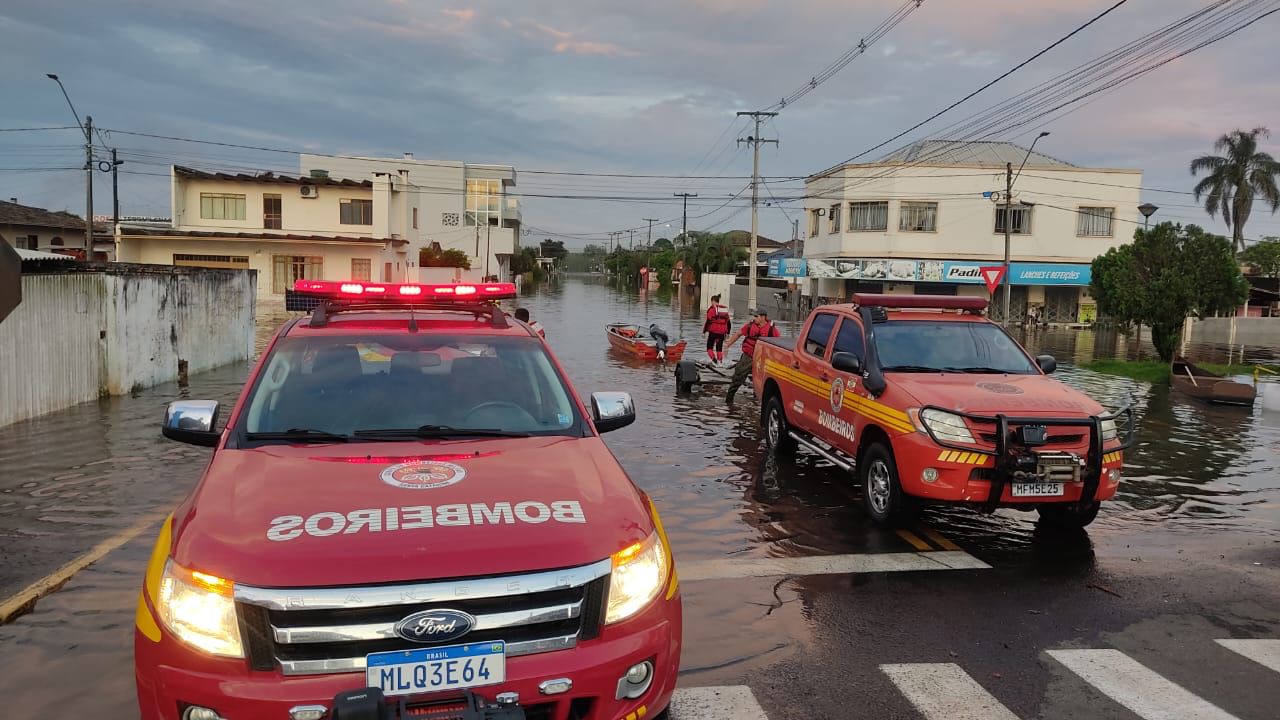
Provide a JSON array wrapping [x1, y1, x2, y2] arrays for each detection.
[[1, 277, 1277, 718]]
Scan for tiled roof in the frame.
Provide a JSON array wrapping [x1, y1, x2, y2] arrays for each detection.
[[173, 165, 373, 188], [725, 230, 783, 248], [119, 227, 407, 246], [0, 200, 85, 230], [875, 140, 1076, 168]]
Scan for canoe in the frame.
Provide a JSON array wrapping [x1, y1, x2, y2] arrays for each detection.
[[606, 323, 687, 361], [1171, 357, 1257, 406]]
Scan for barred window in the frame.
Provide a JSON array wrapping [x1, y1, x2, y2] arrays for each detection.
[[899, 202, 938, 232], [351, 258, 372, 281], [200, 193, 246, 221], [994, 205, 1032, 235], [849, 201, 888, 231], [1077, 206, 1114, 237], [828, 204, 841, 234], [273, 255, 322, 294]]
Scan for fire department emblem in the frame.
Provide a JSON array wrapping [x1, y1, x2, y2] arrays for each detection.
[[829, 378, 846, 414], [380, 461, 466, 490]]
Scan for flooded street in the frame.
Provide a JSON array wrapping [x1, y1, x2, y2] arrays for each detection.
[[1, 277, 1278, 719]]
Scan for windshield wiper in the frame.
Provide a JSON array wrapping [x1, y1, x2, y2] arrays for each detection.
[[246, 429, 351, 443], [882, 365, 943, 373], [354, 425, 531, 439], [945, 366, 1018, 374]]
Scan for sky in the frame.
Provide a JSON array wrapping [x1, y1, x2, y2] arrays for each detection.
[[2, 0, 1279, 249]]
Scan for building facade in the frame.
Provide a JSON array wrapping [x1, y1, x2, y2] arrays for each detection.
[[0, 199, 108, 261], [801, 141, 1142, 324]]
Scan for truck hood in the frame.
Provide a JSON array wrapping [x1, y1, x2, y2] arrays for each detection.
[[171, 437, 651, 588], [888, 373, 1106, 417]]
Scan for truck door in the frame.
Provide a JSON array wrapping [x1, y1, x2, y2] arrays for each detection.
[[795, 311, 839, 435], [812, 316, 866, 448]]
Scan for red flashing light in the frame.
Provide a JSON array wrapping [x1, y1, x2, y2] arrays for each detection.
[[852, 293, 989, 312], [292, 280, 518, 302]]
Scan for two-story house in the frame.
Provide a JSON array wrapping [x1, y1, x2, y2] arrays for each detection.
[[803, 140, 1142, 323]]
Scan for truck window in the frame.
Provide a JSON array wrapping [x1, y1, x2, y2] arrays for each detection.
[[875, 321, 1038, 374], [832, 318, 865, 361], [803, 313, 838, 358]]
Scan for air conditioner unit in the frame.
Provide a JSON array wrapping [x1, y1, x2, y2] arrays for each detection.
[[299, 185, 318, 198]]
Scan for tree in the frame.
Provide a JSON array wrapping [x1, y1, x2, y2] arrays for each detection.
[[1190, 127, 1280, 252], [538, 239, 568, 263], [1239, 237, 1280, 278], [419, 246, 471, 269], [1091, 223, 1248, 362], [652, 237, 674, 252], [510, 246, 539, 275]]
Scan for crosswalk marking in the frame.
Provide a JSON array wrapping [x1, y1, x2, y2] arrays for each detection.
[[669, 686, 768, 720], [678, 550, 990, 582], [881, 663, 1021, 720], [1216, 639, 1280, 673], [1046, 649, 1241, 720]]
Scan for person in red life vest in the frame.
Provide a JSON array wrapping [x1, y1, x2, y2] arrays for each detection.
[[723, 308, 780, 404], [514, 308, 545, 338], [703, 293, 731, 364]]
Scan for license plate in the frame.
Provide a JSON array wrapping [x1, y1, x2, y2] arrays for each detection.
[[366, 641, 505, 697], [1012, 482, 1065, 497]]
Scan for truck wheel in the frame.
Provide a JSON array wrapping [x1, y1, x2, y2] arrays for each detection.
[[678, 380, 694, 394], [1037, 502, 1100, 528], [763, 395, 797, 455], [860, 442, 912, 526]]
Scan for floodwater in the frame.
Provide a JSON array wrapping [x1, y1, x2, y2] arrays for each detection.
[[1, 276, 1278, 717]]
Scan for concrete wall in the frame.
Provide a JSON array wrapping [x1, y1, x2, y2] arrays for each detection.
[[0, 266, 256, 427], [1185, 317, 1280, 348]]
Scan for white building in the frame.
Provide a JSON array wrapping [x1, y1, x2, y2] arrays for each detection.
[[801, 140, 1143, 324]]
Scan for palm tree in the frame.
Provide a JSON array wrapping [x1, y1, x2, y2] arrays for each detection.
[[1190, 127, 1280, 252]]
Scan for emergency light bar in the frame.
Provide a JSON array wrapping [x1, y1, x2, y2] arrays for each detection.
[[292, 280, 518, 301], [852, 293, 989, 312]]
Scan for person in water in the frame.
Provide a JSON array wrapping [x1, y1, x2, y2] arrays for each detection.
[[723, 309, 779, 405], [513, 308, 545, 337], [703, 293, 731, 364]]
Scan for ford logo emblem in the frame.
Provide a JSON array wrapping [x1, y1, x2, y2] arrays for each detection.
[[394, 609, 476, 644]]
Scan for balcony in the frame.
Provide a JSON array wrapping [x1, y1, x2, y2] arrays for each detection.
[[502, 197, 521, 230]]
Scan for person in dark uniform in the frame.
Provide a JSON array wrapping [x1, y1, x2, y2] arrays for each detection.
[[723, 309, 780, 405]]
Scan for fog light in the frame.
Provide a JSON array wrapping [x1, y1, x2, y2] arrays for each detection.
[[1107, 468, 1122, 485], [616, 660, 655, 699], [183, 707, 225, 720], [289, 705, 328, 720], [922, 468, 939, 483], [539, 678, 573, 696]]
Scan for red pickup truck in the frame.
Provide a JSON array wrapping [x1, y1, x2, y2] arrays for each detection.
[[752, 294, 1131, 527], [135, 280, 680, 720]]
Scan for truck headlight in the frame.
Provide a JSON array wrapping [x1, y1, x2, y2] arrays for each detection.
[[606, 531, 670, 624], [915, 408, 976, 444], [156, 561, 243, 658], [1100, 418, 1118, 442]]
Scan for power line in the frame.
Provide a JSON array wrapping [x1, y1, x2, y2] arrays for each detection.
[[0, 126, 80, 132]]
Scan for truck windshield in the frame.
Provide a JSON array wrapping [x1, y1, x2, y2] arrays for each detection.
[[874, 320, 1038, 374], [241, 334, 582, 440]]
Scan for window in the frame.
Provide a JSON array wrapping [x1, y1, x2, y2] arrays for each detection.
[[351, 258, 372, 281], [465, 179, 501, 226], [1077, 206, 1114, 237], [340, 198, 373, 225], [50, 236, 64, 246], [994, 204, 1032, 235], [849, 201, 889, 232], [24, 235, 38, 249], [899, 201, 938, 232], [412, 207, 419, 230], [832, 318, 865, 362], [828, 204, 841, 234], [809, 209, 821, 238], [272, 255, 322, 294], [874, 320, 1038, 374], [200, 193, 246, 221], [174, 253, 249, 269], [803, 313, 838, 358], [263, 194, 282, 229]]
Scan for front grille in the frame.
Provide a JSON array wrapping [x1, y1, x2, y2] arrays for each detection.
[[236, 559, 612, 676], [979, 431, 1085, 445]]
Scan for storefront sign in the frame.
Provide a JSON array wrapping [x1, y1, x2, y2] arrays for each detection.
[[767, 258, 808, 278], [810, 258, 1092, 285]]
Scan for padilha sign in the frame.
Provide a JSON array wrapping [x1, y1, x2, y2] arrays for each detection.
[[806, 258, 1091, 286]]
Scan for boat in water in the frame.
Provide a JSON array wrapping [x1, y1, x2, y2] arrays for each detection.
[[606, 323, 686, 361], [1171, 357, 1257, 406]]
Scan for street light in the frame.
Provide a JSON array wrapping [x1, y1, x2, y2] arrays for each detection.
[[1002, 131, 1050, 325], [47, 73, 94, 254], [1138, 203, 1159, 229]]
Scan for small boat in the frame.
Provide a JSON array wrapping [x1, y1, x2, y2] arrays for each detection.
[[1171, 357, 1257, 406], [606, 323, 687, 361]]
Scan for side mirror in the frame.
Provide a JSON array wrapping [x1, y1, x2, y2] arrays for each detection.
[[831, 352, 862, 375], [1036, 355, 1058, 374], [590, 392, 636, 434], [162, 400, 222, 447]]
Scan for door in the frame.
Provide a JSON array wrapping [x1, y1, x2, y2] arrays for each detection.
[[793, 311, 839, 435], [813, 316, 866, 448]]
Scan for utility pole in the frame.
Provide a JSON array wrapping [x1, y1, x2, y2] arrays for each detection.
[[792, 218, 801, 321], [673, 193, 696, 245], [109, 148, 123, 239], [737, 111, 778, 311], [47, 74, 94, 256], [643, 218, 659, 287], [1002, 161, 1012, 325], [629, 229, 635, 251]]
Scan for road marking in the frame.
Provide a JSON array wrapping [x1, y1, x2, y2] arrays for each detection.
[[918, 526, 963, 552], [0, 511, 166, 624], [1216, 639, 1280, 673], [1047, 649, 1241, 720], [896, 529, 933, 551], [679, 551, 991, 582], [881, 663, 1020, 720], [669, 686, 768, 720]]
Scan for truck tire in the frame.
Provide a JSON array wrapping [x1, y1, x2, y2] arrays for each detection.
[[763, 394, 797, 455], [1037, 501, 1101, 528], [860, 441, 913, 526], [678, 380, 694, 394]]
